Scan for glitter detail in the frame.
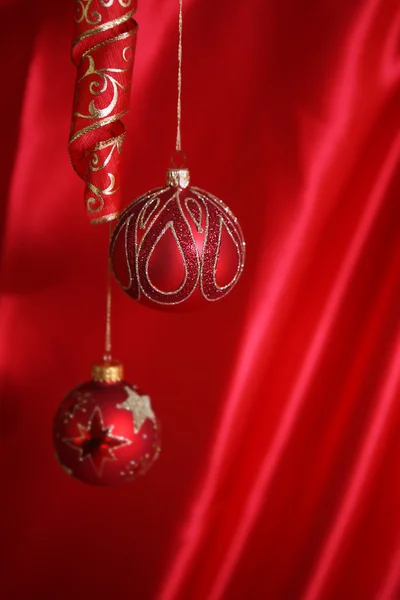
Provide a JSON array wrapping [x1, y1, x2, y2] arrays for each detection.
[[140, 197, 161, 229], [117, 386, 157, 434], [195, 189, 245, 300], [61, 463, 74, 477], [61, 391, 91, 424], [185, 197, 203, 233], [111, 185, 245, 305], [137, 192, 200, 304], [120, 460, 139, 479]]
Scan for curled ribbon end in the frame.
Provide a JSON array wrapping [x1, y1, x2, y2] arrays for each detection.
[[69, 0, 137, 222], [90, 211, 120, 225]]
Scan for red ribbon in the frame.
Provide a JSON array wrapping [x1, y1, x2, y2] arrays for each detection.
[[69, 0, 138, 224]]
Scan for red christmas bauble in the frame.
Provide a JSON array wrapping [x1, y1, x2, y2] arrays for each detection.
[[110, 168, 246, 309], [53, 361, 160, 486]]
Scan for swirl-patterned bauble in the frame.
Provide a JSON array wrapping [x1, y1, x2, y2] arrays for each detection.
[[53, 361, 160, 486], [110, 168, 246, 309]]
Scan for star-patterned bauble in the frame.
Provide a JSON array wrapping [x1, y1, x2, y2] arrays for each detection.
[[110, 167, 246, 310], [53, 360, 160, 486]]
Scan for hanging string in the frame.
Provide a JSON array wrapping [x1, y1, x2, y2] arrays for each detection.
[[175, 0, 183, 153], [104, 222, 113, 362]]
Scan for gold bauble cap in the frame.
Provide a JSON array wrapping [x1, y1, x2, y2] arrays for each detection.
[[92, 359, 124, 383], [166, 167, 190, 189]]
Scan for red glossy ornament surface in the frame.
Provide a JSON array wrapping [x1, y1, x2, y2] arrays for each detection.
[[53, 379, 160, 486], [110, 181, 246, 309]]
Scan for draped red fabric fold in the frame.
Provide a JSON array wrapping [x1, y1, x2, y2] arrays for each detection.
[[1, 0, 399, 599]]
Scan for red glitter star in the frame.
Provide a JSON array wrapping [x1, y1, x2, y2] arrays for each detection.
[[63, 407, 131, 476]]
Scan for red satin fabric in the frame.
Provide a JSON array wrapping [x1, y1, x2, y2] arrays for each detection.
[[1, 1, 400, 599]]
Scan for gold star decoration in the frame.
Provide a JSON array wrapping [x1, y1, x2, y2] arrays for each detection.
[[117, 387, 157, 434]]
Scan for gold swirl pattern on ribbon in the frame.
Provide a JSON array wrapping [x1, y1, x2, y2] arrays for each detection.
[[75, 0, 101, 25], [69, 0, 138, 223]]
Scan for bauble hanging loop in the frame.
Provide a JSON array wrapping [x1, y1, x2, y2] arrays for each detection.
[[110, 168, 246, 310]]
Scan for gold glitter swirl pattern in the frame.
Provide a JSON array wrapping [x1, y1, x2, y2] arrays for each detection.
[[110, 185, 246, 305]]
